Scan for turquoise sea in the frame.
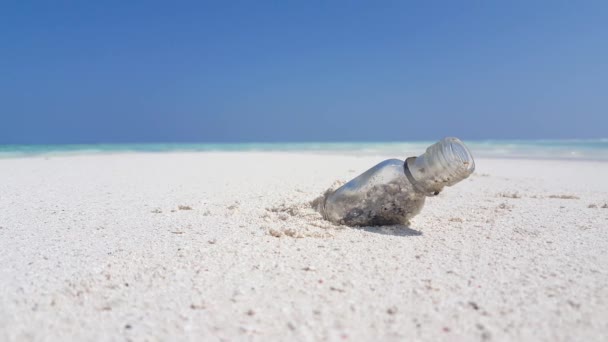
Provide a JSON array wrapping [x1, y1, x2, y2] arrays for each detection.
[[1, 140, 608, 161]]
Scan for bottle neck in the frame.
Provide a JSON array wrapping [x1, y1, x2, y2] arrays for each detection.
[[404, 157, 439, 196], [404, 137, 475, 196]]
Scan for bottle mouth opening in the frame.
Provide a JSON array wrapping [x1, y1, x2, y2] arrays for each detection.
[[442, 138, 475, 175]]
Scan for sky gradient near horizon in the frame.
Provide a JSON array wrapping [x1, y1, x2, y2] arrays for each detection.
[[1, 1, 607, 144]]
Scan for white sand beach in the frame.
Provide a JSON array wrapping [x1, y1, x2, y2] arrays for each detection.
[[1, 152, 607, 341]]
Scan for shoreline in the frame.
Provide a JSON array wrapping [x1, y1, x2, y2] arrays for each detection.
[[2, 149, 608, 163], [2, 139, 608, 162]]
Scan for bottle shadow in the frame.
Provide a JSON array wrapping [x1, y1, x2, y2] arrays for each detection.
[[356, 225, 422, 237]]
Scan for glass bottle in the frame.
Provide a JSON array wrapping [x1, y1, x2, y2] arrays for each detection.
[[320, 137, 475, 226]]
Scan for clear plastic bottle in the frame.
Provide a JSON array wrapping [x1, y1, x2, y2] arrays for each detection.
[[320, 137, 475, 226]]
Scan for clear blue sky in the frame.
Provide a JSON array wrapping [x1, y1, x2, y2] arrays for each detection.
[[1, 1, 607, 144]]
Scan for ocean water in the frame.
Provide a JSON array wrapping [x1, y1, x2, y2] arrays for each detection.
[[1, 140, 608, 161]]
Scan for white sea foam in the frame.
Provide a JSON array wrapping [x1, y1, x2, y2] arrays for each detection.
[[1, 140, 608, 160]]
